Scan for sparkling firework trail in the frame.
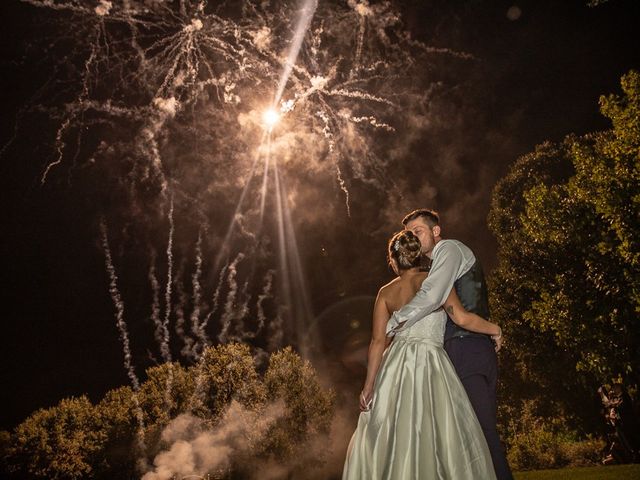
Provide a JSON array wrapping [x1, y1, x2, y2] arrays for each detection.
[[100, 220, 141, 391], [13, 0, 472, 372], [159, 198, 176, 409], [162, 197, 174, 364], [174, 262, 192, 357], [217, 253, 246, 344], [148, 251, 164, 357], [201, 259, 229, 347], [99, 220, 146, 448], [256, 269, 275, 335], [317, 109, 350, 215], [188, 230, 207, 357], [235, 279, 252, 341]]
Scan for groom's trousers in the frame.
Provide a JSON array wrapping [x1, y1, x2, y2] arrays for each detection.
[[445, 336, 514, 480]]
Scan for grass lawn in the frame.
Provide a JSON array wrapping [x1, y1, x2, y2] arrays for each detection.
[[514, 464, 640, 479]]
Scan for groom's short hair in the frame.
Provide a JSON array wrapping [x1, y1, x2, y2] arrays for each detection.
[[402, 209, 440, 228]]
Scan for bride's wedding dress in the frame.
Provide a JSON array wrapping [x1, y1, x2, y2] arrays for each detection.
[[342, 309, 497, 479]]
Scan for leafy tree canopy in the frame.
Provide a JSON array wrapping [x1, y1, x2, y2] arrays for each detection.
[[489, 70, 640, 429]]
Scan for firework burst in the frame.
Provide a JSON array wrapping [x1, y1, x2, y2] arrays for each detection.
[[8, 0, 470, 400]]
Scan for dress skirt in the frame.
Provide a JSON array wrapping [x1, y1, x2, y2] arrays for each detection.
[[342, 336, 497, 479]]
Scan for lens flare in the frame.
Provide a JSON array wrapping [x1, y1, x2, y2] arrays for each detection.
[[262, 108, 281, 129]]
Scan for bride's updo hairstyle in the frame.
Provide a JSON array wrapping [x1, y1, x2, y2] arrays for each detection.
[[388, 230, 422, 271]]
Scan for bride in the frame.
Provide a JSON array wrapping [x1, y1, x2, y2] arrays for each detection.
[[342, 230, 501, 479]]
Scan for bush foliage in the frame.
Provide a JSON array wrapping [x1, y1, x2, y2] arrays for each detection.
[[1, 344, 335, 479]]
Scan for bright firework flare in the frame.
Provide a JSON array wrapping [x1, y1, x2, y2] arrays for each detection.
[[8, 0, 473, 414], [262, 107, 281, 130]]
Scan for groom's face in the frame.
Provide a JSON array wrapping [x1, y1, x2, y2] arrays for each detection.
[[406, 217, 437, 256]]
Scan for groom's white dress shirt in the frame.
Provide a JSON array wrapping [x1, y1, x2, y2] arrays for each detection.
[[386, 239, 476, 336]]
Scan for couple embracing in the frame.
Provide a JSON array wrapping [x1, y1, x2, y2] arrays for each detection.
[[342, 209, 514, 480]]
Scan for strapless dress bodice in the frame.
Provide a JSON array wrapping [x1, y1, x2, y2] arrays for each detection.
[[391, 308, 446, 346]]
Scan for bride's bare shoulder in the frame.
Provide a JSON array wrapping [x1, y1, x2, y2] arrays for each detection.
[[378, 277, 401, 298]]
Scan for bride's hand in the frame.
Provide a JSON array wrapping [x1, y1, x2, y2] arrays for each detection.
[[360, 386, 373, 411]]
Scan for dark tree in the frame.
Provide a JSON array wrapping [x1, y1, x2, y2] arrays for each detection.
[[489, 71, 640, 431]]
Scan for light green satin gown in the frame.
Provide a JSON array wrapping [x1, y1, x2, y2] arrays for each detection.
[[342, 309, 497, 480]]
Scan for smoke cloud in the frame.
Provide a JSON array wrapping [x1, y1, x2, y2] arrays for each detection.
[[143, 401, 285, 480]]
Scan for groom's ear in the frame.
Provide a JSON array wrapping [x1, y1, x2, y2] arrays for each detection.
[[432, 225, 441, 238]]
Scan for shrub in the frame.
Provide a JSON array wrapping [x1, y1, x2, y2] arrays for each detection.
[[506, 400, 605, 471], [559, 436, 606, 468], [3, 345, 334, 479], [5, 396, 105, 479]]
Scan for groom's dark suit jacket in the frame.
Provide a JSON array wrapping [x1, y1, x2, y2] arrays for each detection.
[[444, 260, 491, 341]]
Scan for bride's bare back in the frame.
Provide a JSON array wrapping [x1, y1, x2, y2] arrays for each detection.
[[379, 271, 428, 314]]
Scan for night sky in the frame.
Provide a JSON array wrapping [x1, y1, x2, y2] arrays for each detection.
[[1, 0, 639, 433]]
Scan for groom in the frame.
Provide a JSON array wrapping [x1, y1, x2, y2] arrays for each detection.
[[386, 209, 513, 480]]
